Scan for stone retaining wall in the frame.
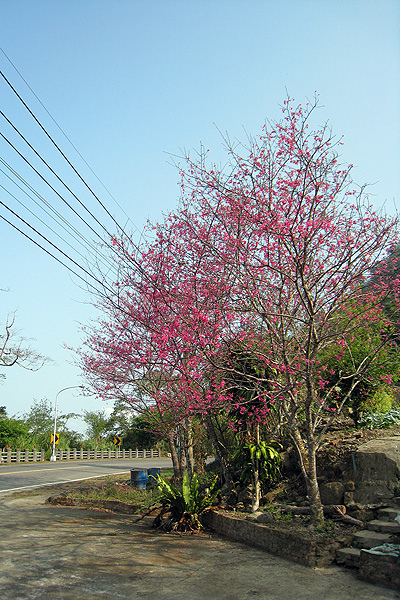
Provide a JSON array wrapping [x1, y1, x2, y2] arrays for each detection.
[[202, 510, 341, 567], [359, 548, 400, 591]]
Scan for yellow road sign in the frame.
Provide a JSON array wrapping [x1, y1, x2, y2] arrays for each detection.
[[51, 433, 59, 445], [113, 436, 121, 446]]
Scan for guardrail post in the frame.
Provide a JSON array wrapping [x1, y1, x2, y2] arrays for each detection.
[[15, 449, 20, 463], [6, 448, 11, 463], [24, 449, 30, 463], [32, 448, 37, 462], [72, 448, 77, 460], [40, 449, 45, 461]]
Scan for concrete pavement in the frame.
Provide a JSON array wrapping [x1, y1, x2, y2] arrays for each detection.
[[0, 491, 399, 600]]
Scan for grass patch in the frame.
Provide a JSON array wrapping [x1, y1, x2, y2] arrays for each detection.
[[70, 478, 160, 504], [66, 469, 174, 505]]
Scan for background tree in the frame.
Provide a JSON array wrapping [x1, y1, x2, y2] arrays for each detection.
[[81, 409, 113, 449], [0, 408, 29, 448], [109, 401, 161, 449], [319, 306, 400, 424], [0, 313, 48, 380], [22, 398, 80, 450]]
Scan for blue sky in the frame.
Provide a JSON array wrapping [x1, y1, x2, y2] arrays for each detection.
[[0, 0, 399, 434]]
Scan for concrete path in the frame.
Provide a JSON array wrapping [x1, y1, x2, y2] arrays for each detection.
[[0, 492, 399, 600]]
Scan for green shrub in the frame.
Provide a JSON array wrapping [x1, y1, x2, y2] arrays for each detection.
[[154, 471, 219, 531], [359, 389, 394, 414], [0, 417, 29, 448], [358, 409, 400, 430], [231, 439, 282, 493]]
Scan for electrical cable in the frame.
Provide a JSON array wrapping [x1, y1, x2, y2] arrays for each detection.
[[1, 109, 119, 240], [0, 212, 105, 295], [0, 108, 148, 276], [0, 161, 118, 274], [0, 68, 134, 242], [0, 182, 118, 277], [0, 46, 137, 234], [0, 58, 154, 287], [0, 199, 115, 295], [0, 131, 114, 246]]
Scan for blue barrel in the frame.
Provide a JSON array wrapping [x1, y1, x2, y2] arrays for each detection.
[[130, 469, 148, 489], [147, 468, 161, 484]]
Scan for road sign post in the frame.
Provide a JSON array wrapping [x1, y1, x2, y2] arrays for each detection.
[[113, 436, 121, 458]]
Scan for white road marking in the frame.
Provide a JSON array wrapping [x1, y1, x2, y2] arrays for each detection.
[[0, 470, 131, 494], [0, 465, 93, 475]]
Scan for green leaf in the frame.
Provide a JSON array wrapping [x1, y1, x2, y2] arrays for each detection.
[[182, 471, 190, 508]]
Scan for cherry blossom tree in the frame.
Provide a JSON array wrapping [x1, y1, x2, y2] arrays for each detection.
[[80, 97, 399, 523], [79, 214, 237, 479], [168, 97, 399, 521]]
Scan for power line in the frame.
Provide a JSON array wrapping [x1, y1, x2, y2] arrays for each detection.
[[0, 68, 134, 242], [0, 130, 113, 246], [0, 181, 118, 278], [0, 55, 153, 290], [0, 45, 137, 234], [0, 159, 117, 274], [0, 200, 115, 295], [0, 109, 119, 240]]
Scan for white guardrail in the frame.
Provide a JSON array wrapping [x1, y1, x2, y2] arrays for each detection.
[[0, 448, 160, 464]]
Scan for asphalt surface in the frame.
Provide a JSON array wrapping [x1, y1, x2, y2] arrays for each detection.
[[0, 458, 172, 493], [0, 489, 399, 600]]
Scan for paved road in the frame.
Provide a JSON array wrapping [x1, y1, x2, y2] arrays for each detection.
[[0, 492, 398, 600], [0, 458, 172, 493]]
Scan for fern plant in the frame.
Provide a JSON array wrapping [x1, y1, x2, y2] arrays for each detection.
[[153, 471, 219, 531]]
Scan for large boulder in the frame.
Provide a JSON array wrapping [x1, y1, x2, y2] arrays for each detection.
[[319, 481, 345, 505], [349, 436, 400, 504]]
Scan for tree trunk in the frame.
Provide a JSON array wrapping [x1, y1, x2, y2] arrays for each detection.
[[251, 422, 261, 513], [184, 417, 194, 478], [289, 424, 324, 524], [204, 413, 230, 484], [178, 430, 186, 478], [305, 440, 324, 525], [167, 432, 181, 480], [193, 443, 206, 474], [251, 467, 260, 513]]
